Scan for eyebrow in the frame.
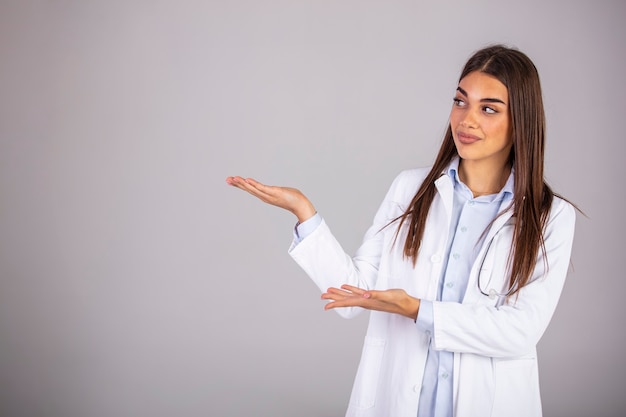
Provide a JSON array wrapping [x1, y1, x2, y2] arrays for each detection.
[[456, 86, 506, 105]]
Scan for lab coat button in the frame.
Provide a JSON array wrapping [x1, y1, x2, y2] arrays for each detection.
[[413, 384, 420, 393], [460, 226, 467, 232], [446, 282, 454, 288], [442, 372, 449, 379], [430, 254, 442, 263]]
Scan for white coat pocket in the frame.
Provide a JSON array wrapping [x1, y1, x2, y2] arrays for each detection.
[[348, 337, 386, 409], [491, 356, 541, 417]]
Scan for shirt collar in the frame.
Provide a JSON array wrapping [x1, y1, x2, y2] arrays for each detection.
[[444, 156, 515, 202]]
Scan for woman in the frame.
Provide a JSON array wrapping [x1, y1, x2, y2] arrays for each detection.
[[226, 45, 576, 417]]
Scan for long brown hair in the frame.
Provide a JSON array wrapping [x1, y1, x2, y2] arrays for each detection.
[[396, 45, 554, 297]]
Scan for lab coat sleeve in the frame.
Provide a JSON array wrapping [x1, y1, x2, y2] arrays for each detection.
[[288, 171, 413, 319], [431, 198, 576, 358]]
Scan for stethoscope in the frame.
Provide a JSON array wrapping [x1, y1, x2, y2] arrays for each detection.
[[476, 225, 520, 300]]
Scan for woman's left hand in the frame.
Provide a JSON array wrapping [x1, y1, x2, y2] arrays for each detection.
[[322, 284, 420, 321]]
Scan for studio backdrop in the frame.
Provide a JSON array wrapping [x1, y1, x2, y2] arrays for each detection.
[[0, 1, 624, 416]]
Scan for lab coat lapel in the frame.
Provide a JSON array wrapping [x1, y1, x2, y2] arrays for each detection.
[[434, 174, 454, 219]]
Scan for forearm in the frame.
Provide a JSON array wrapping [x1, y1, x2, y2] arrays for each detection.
[[289, 220, 380, 292], [431, 199, 576, 357]]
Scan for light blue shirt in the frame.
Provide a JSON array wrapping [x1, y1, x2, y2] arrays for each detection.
[[414, 158, 513, 417], [293, 158, 514, 416]]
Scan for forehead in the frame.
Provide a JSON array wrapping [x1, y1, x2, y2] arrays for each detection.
[[458, 71, 508, 101]]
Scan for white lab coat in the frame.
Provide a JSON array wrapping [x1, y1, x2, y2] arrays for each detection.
[[288, 167, 576, 417]]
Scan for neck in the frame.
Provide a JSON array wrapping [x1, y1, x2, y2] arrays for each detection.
[[458, 159, 511, 198]]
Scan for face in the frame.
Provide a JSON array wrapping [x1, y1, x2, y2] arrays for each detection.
[[450, 71, 512, 168]]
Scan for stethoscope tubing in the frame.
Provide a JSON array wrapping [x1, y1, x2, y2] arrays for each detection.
[[476, 229, 519, 300]]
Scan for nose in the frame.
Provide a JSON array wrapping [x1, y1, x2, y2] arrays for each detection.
[[460, 110, 478, 128]]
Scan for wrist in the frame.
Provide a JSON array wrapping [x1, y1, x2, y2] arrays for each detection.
[[294, 203, 316, 223], [406, 297, 420, 321]]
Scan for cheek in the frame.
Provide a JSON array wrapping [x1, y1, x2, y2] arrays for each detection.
[[490, 121, 511, 142], [503, 126, 513, 145], [499, 116, 512, 140]]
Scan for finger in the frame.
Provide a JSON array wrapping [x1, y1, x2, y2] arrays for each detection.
[[325, 286, 355, 295], [322, 287, 365, 302], [225, 176, 248, 187], [242, 177, 268, 189], [321, 288, 352, 301], [324, 301, 343, 310], [323, 299, 365, 310], [227, 176, 258, 192], [225, 176, 250, 190], [340, 284, 370, 298], [236, 177, 274, 195], [323, 288, 372, 305], [324, 296, 380, 311], [238, 178, 286, 204], [227, 176, 276, 202]]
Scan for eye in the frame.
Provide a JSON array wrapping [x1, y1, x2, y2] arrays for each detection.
[[483, 106, 497, 114], [453, 98, 466, 107]]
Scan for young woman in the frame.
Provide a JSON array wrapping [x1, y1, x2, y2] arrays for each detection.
[[226, 45, 576, 417]]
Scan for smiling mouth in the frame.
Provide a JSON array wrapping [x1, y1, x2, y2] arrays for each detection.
[[456, 131, 481, 144]]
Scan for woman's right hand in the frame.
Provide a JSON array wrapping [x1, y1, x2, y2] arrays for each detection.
[[225, 176, 316, 223]]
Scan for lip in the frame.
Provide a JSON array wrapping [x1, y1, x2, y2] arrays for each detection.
[[456, 130, 481, 144]]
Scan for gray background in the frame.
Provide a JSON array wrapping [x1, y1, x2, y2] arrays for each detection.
[[0, 1, 624, 416]]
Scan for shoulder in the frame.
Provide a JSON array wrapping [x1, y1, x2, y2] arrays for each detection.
[[384, 167, 433, 203], [543, 195, 577, 242], [549, 195, 576, 224]]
